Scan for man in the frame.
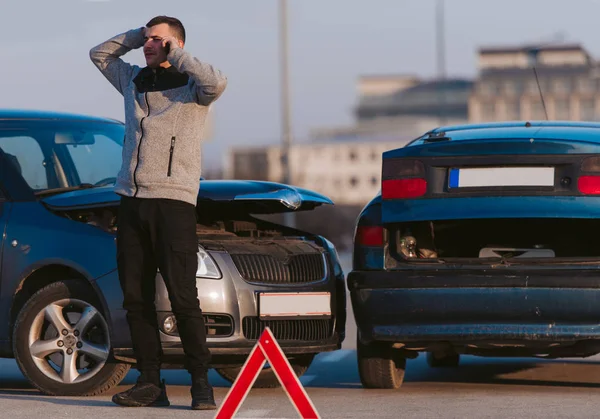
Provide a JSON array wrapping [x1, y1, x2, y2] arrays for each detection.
[[90, 15, 227, 410]]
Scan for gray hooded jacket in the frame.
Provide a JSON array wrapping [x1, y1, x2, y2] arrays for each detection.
[[90, 28, 227, 206]]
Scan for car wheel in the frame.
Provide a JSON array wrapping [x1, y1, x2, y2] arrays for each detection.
[[13, 280, 130, 396], [216, 354, 314, 388], [357, 338, 406, 389], [426, 352, 460, 368]]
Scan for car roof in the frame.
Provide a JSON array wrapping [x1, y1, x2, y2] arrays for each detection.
[[0, 109, 123, 125], [408, 120, 600, 147]]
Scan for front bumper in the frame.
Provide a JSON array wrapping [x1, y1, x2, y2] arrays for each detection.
[[113, 340, 341, 367], [152, 250, 344, 357], [349, 268, 600, 348]]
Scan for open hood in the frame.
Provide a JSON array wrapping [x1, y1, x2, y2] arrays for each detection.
[[40, 180, 334, 213]]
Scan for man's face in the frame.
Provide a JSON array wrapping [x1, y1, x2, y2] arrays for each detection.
[[143, 23, 178, 68]]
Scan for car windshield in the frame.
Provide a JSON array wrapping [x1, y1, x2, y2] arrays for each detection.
[[0, 119, 124, 194]]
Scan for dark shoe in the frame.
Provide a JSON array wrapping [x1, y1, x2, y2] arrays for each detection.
[[191, 375, 216, 410], [149, 380, 170, 407], [112, 381, 163, 407]]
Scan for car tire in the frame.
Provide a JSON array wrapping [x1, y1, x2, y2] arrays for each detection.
[[357, 338, 406, 389], [13, 280, 130, 396], [215, 354, 314, 388], [426, 352, 460, 368]]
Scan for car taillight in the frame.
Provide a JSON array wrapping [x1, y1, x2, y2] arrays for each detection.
[[356, 226, 383, 247], [579, 157, 600, 195], [382, 159, 427, 199], [581, 156, 600, 172], [382, 179, 427, 199], [578, 176, 600, 195]]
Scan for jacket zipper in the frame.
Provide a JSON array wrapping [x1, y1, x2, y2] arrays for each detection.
[[167, 136, 176, 177], [133, 91, 150, 197]]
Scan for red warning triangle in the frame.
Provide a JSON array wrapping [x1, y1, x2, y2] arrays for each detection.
[[214, 327, 320, 419]]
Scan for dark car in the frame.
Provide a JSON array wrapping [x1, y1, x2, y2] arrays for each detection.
[[0, 109, 345, 396], [349, 120, 600, 389]]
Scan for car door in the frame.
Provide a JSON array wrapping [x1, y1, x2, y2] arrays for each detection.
[[0, 134, 45, 350], [0, 150, 15, 354], [0, 183, 9, 293]]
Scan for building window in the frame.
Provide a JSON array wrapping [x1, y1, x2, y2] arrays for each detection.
[[371, 176, 378, 186], [554, 99, 570, 120], [505, 101, 521, 120], [527, 80, 540, 94], [578, 78, 594, 93], [349, 149, 358, 161], [481, 102, 496, 121], [552, 77, 573, 95], [580, 98, 596, 121], [233, 151, 269, 180], [350, 177, 359, 188], [478, 80, 498, 95], [503, 80, 522, 96], [530, 100, 547, 120]]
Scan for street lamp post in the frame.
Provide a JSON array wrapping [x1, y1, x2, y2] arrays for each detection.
[[280, 0, 295, 227], [436, 0, 447, 126]]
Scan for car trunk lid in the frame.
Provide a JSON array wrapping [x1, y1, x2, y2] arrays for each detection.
[[381, 138, 600, 225]]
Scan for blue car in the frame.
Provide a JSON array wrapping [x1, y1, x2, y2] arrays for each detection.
[[350, 120, 600, 389], [0, 110, 345, 396]]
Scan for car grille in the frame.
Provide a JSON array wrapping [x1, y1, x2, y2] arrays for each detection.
[[242, 317, 334, 341], [231, 253, 326, 284]]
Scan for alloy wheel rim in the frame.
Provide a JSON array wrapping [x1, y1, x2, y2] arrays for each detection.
[[27, 298, 110, 384]]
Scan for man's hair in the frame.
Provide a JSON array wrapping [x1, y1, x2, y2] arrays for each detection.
[[146, 15, 186, 43]]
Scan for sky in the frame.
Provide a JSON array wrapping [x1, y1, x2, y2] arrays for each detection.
[[4, 0, 600, 171]]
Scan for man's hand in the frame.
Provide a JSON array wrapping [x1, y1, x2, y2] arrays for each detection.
[[162, 35, 181, 53]]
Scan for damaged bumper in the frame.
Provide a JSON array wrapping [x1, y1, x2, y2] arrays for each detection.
[[349, 268, 600, 353]]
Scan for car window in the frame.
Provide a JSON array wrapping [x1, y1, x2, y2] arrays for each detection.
[[64, 134, 122, 185], [0, 136, 48, 189]]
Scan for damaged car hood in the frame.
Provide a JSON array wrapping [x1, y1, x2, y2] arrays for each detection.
[[40, 180, 334, 213]]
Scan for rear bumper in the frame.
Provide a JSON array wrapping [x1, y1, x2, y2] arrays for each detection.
[[348, 269, 600, 347]]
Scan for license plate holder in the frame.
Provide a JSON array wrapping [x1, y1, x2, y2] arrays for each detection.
[[448, 166, 555, 188], [258, 292, 331, 319]]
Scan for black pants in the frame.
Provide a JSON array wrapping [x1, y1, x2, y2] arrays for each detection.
[[116, 196, 210, 383]]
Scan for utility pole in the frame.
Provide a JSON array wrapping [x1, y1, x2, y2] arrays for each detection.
[[436, 0, 447, 126], [280, 0, 295, 227]]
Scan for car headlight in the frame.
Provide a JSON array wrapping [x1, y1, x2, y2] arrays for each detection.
[[197, 246, 222, 279]]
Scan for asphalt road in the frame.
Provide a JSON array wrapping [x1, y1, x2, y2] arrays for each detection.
[[3, 255, 600, 417], [3, 295, 600, 418]]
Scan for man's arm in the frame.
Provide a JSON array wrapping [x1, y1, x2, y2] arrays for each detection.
[[89, 28, 145, 95], [165, 43, 228, 106]]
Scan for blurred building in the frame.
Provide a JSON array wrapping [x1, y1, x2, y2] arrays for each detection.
[[228, 139, 411, 206], [227, 75, 472, 206], [354, 75, 473, 122], [470, 44, 600, 122]]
